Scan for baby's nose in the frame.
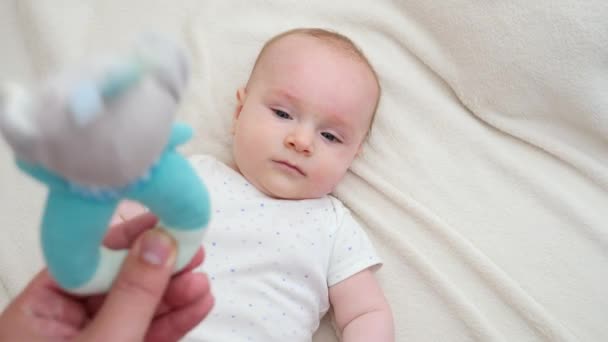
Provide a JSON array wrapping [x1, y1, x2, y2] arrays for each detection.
[[285, 129, 314, 155]]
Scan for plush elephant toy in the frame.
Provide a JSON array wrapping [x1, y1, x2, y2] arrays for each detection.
[[0, 35, 211, 295]]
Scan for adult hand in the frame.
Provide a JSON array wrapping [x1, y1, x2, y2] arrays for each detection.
[[0, 213, 214, 342]]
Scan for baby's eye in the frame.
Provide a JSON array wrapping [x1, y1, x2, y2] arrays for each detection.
[[273, 109, 292, 120], [321, 132, 341, 143]]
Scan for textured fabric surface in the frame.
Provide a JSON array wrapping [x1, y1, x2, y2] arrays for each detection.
[[1, 1, 606, 341]]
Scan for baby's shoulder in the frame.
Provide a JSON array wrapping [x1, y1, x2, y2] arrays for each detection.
[[188, 153, 222, 168], [308, 195, 352, 230], [326, 195, 347, 213], [188, 154, 234, 177]]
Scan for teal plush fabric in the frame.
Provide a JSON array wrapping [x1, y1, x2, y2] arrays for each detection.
[[17, 123, 210, 290]]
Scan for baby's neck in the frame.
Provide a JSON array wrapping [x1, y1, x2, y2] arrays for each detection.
[[226, 159, 240, 173]]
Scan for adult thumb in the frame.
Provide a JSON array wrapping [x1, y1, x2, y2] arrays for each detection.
[[80, 229, 177, 341]]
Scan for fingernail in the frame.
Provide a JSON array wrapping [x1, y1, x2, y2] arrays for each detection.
[[140, 230, 174, 266]]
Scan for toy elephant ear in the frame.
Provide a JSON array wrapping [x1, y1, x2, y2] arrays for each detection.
[[134, 34, 190, 101], [0, 83, 38, 161]]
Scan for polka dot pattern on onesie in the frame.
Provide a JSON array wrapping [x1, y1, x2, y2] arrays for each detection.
[[184, 155, 381, 342]]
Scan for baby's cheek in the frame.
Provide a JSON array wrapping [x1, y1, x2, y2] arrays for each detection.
[[309, 169, 343, 196], [234, 133, 258, 164]]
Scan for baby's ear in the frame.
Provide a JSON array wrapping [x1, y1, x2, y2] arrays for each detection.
[[233, 87, 246, 117], [236, 87, 246, 106], [231, 87, 246, 135]]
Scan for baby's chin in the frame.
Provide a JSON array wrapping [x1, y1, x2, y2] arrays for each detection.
[[234, 161, 332, 200], [259, 181, 329, 200]]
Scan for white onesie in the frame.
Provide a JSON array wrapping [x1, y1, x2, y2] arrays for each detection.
[[184, 155, 381, 342]]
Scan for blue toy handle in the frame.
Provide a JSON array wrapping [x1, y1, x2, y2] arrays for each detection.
[[40, 150, 210, 294]]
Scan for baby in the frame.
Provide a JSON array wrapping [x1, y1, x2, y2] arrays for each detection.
[[120, 28, 394, 341]]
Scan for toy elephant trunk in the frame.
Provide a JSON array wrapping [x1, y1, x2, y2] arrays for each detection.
[[0, 35, 211, 295]]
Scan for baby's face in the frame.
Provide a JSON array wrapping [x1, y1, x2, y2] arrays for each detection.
[[231, 34, 378, 199]]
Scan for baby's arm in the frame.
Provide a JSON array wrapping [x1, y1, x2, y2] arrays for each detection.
[[329, 269, 394, 341]]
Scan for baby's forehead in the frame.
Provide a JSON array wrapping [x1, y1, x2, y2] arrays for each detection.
[[251, 33, 372, 80], [265, 33, 346, 53], [249, 32, 380, 129]]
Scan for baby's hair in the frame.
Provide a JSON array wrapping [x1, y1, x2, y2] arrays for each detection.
[[249, 28, 381, 129]]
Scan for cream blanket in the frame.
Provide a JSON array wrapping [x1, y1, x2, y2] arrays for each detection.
[[1, 0, 606, 341]]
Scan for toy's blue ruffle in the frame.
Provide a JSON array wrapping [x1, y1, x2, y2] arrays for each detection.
[[67, 157, 161, 201]]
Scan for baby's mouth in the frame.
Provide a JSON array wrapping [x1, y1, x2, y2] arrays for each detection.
[[273, 160, 306, 176]]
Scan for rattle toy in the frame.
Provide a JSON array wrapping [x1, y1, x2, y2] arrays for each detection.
[[0, 35, 211, 294]]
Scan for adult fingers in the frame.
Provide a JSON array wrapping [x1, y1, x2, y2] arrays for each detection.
[[78, 229, 176, 342], [104, 212, 158, 249], [164, 271, 211, 308], [110, 200, 148, 224], [145, 289, 214, 342], [83, 247, 205, 316]]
